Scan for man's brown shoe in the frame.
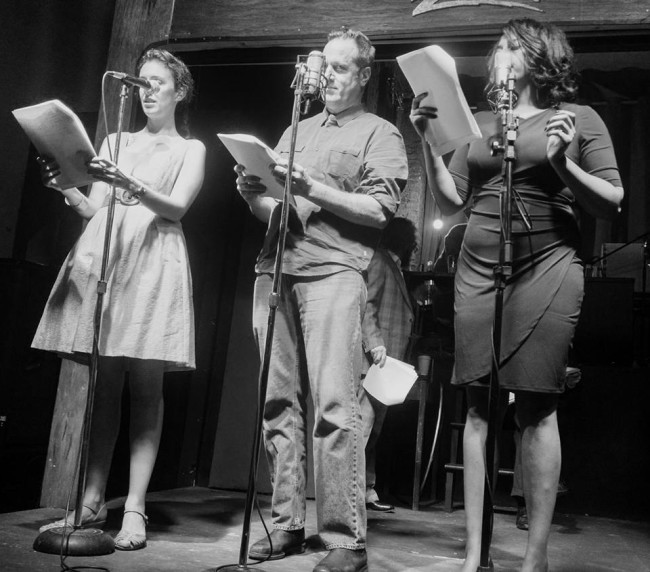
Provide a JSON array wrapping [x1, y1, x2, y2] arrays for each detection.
[[248, 528, 305, 561], [313, 548, 368, 572]]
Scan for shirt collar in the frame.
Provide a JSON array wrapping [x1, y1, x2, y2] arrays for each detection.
[[321, 103, 366, 127], [388, 250, 402, 267]]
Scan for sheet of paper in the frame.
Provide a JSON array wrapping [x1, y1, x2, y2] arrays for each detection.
[[397, 45, 481, 156], [218, 133, 287, 201], [363, 356, 419, 406], [12, 99, 96, 189]]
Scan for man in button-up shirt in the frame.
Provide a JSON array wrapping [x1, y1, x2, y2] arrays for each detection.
[[236, 28, 408, 572]]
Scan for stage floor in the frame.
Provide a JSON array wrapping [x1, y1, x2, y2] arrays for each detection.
[[1, 487, 649, 572]]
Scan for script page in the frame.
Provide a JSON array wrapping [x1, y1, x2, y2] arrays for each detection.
[[363, 357, 418, 406], [217, 133, 288, 201], [397, 46, 481, 156], [13, 99, 96, 189]]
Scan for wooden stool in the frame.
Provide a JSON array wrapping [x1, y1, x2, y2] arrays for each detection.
[[443, 388, 513, 512]]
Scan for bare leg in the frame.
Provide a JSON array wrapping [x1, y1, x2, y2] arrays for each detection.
[[83, 356, 127, 510], [459, 387, 488, 572], [38, 357, 126, 530], [120, 359, 164, 535], [516, 392, 560, 572]]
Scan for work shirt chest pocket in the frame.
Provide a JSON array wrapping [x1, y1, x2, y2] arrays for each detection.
[[323, 145, 362, 183]]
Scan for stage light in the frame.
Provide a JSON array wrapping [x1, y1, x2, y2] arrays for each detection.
[[433, 218, 444, 230]]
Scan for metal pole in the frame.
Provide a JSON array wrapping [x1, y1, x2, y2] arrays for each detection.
[[34, 84, 130, 557], [218, 57, 310, 572], [478, 73, 518, 572]]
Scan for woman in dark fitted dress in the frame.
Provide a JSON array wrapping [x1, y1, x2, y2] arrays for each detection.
[[411, 18, 623, 572]]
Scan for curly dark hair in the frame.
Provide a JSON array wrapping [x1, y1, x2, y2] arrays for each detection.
[[136, 48, 195, 136], [486, 18, 578, 108], [380, 216, 418, 262]]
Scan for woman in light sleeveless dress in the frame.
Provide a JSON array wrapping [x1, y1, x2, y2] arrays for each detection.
[[33, 48, 206, 550]]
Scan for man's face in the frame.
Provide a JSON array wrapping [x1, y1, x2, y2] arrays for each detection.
[[322, 37, 371, 114]]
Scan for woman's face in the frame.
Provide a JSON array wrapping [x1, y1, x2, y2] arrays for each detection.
[[137, 59, 183, 119], [492, 33, 528, 84]]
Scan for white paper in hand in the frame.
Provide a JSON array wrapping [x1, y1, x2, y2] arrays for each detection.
[[363, 357, 419, 406], [12, 99, 96, 189], [397, 45, 481, 156], [218, 133, 286, 201]]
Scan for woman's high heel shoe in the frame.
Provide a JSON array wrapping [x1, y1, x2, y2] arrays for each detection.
[[114, 510, 148, 551], [38, 504, 108, 534]]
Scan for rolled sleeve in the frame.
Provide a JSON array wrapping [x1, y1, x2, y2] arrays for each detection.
[[359, 124, 408, 216]]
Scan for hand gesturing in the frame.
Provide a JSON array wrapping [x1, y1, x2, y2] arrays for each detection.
[[545, 109, 576, 164]]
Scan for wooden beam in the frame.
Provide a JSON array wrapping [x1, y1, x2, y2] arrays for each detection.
[[168, 0, 650, 48], [96, 0, 176, 146], [40, 361, 88, 507]]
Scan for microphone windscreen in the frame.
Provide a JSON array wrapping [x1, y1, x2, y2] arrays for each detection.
[[493, 51, 512, 87], [304, 51, 326, 97]]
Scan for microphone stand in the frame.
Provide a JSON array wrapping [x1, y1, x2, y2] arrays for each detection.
[[33, 84, 132, 557], [216, 56, 317, 572], [584, 230, 650, 280], [477, 73, 519, 572], [585, 230, 650, 367]]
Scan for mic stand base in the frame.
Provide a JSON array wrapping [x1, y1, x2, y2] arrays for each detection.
[[476, 559, 494, 572], [213, 565, 268, 572], [33, 526, 115, 556]]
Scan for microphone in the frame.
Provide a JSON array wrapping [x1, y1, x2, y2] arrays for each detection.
[[487, 51, 516, 114], [106, 71, 157, 92], [493, 51, 512, 88], [302, 51, 327, 110], [304, 51, 327, 97]]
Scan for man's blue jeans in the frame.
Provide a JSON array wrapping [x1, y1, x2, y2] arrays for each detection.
[[252, 271, 367, 550]]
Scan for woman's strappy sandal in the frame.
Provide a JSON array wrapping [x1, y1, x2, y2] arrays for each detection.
[[39, 503, 107, 534], [114, 510, 148, 551]]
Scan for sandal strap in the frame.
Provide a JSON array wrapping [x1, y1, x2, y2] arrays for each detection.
[[123, 510, 149, 526], [82, 504, 101, 516]]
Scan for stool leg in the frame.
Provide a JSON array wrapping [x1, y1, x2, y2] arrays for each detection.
[[412, 377, 428, 510], [444, 388, 465, 512]]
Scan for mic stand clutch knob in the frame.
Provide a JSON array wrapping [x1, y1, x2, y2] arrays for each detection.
[[490, 139, 504, 156]]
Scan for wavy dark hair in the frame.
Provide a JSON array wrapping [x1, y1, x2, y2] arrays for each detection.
[[136, 48, 195, 137], [380, 216, 418, 263], [486, 18, 578, 108]]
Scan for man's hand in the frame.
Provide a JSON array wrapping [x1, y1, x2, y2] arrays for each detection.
[[272, 158, 313, 197], [235, 164, 267, 201], [370, 345, 387, 367]]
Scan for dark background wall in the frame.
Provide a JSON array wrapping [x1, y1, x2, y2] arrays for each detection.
[[0, 0, 117, 512]]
